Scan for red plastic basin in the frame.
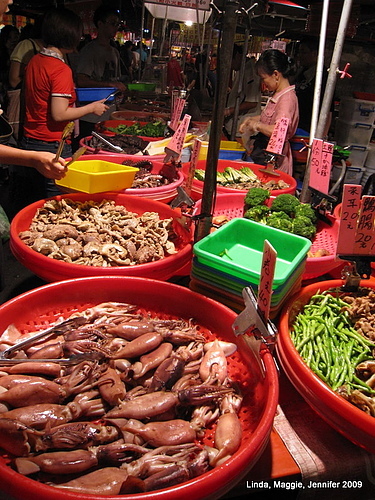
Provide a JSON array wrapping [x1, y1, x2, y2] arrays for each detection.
[[10, 193, 192, 282], [278, 279, 375, 453], [66, 154, 184, 203], [0, 276, 278, 500], [182, 159, 297, 201]]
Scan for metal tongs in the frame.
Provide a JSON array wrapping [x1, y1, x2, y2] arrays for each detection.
[[65, 146, 87, 168], [232, 287, 277, 352], [91, 131, 124, 153], [54, 121, 75, 160], [0, 316, 86, 364]]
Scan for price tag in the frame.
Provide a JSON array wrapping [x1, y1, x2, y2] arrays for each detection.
[[164, 114, 191, 161], [171, 89, 179, 117], [267, 117, 289, 155], [170, 98, 186, 131], [309, 139, 334, 194], [184, 138, 201, 196], [336, 184, 362, 255], [257, 240, 277, 321], [353, 195, 375, 255]]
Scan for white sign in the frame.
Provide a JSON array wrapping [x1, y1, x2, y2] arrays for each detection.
[[146, 0, 210, 11]]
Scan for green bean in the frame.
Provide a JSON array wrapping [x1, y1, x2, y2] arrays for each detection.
[[290, 291, 375, 396]]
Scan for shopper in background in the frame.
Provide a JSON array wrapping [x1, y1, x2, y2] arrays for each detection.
[[167, 50, 184, 90], [0, 0, 66, 218], [0, 24, 19, 111], [76, 5, 126, 140], [239, 49, 298, 176], [224, 44, 261, 139], [8, 16, 45, 140], [295, 35, 333, 137], [11, 7, 108, 212]]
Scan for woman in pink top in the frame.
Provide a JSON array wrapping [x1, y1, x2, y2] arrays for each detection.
[[239, 49, 298, 175]]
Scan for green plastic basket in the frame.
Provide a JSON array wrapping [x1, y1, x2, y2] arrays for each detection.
[[127, 82, 156, 92], [193, 218, 311, 286]]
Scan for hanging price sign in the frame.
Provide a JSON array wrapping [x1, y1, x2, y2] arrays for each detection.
[[336, 184, 362, 255], [267, 117, 289, 155], [257, 240, 277, 321], [352, 195, 375, 255], [184, 138, 201, 196], [164, 114, 191, 162], [170, 98, 186, 131], [309, 139, 334, 194]]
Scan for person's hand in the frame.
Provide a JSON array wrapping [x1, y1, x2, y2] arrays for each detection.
[[30, 151, 67, 180], [239, 117, 259, 136], [90, 100, 110, 116]]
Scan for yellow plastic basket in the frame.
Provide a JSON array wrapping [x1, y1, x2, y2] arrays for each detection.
[[56, 159, 138, 194]]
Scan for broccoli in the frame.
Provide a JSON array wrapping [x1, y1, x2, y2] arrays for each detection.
[[244, 205, 270, 223], [244, 187, 270, 208], [292, 216, 317, 239], [266, 217, 293, 232], [267, 211, 292, 222], [295, 203, 317, 223], [270, 194, 301, 216]]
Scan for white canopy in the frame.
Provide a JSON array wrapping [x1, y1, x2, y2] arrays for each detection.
[[144, 3, 211, 24]]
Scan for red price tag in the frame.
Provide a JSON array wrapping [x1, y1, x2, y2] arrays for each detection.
[[309, 139, 333, 194], [267, 117, 289, 155], [257, 240, 277, 321], [336, 184, 362, 255], [353, 195, 375, 255]]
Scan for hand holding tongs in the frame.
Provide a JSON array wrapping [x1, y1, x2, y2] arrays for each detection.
[[54, 121, 75, 160]]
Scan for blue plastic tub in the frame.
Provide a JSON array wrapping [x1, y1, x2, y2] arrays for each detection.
[[75, 87, 117, 103]]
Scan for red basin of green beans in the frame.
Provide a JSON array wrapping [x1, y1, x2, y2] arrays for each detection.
[[277, 280, 375, 454]]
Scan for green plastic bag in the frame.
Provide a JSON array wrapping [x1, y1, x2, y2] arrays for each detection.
[[0, 205, 10, 242]]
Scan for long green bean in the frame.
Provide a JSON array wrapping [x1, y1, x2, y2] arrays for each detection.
[[290, 291, 375, 394]]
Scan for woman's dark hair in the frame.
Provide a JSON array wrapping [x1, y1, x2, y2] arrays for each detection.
[[42, 8, 82, 50], [256, 49, 296, 81]]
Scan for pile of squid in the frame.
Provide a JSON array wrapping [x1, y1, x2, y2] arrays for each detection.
[[18, 199, 181, 267], [0, 302, 243, 495]]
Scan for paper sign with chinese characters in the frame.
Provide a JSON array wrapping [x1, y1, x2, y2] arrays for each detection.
[[353, 195, 375, 255], [184, 138, 201, 195], [164, 114, 191, 160], [257, 240, 277, 321], [267, 117, 289, 155], [309, 139, 334, 194], [336, 184, 362, 255], [170, 98, 186, 131]]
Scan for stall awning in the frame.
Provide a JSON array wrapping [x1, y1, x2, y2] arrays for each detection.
[[144, 2, 211, 24]]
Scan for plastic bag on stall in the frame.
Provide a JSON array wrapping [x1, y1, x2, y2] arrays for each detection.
[[0, 205, 10, 242]]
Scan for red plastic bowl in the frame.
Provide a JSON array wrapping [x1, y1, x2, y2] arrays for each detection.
[[278, 279, 375, 453], [10, 193, 192, 282], [66, 154, 184, 203], [182, 159, 297, 201], [0, 276, 278, 500]]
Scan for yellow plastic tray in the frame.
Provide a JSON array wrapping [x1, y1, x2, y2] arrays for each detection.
[[56, 160, 138, 194]]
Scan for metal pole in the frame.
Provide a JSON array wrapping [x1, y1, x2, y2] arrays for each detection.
[[300, 0, 353, 203], [195, 0, 239, 242], [138, 1, 145, 81], [230, 30, 249, 140], [159, 6, 169, 56]]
